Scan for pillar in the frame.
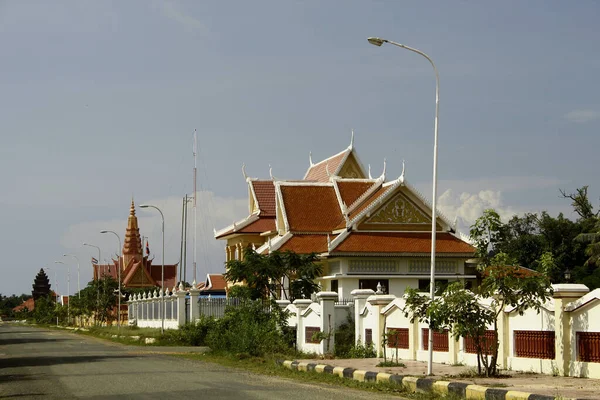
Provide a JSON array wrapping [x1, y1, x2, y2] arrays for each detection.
[[189, 287, 201, 324], [497, 307, 509, 369], [225, 246, 231, 262], [367, 294, 396, 357], [293, 299, 313, 352], [553, 283, 589, 376], [351, 289, 375, 345], [175, 288, 187, 327], [317, 291, 338, 354]]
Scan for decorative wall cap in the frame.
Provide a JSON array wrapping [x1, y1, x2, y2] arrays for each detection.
[[552, 283, 590, 298], [316, 291, 339, 300], [351, 289, 375, 298], [275, 299, 291, 306], [293, 299, 313, 307], [367, 294, 396, 306]]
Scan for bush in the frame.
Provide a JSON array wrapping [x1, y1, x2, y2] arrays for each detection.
[[206, 300, 290, 357], [158, 316, 217, 346], [334, 319, 355, 358], [347, 339, 376, 358]]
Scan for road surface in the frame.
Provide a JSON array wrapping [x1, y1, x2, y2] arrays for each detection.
[[0, 323, 402, 399]]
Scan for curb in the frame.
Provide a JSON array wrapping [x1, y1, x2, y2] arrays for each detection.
[[276, 360, 590, 400]]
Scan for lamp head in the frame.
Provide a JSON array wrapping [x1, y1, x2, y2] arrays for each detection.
[[100, 230, 108, 234], [140, 204, 149, 208], [367, 37, 386, 47], [83, 242, 88, 245]]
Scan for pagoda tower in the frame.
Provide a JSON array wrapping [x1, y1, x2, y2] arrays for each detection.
[[32, 268, 51, 300], [122, 199, 143, 270]]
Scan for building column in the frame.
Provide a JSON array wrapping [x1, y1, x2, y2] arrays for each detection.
[[225, 246, 231, 263], [293, 299, 312, 352], [497, 308, 509, 369], [553, 284, 589, 376], [189, 287, 201, 324], [317, 292, 338, 354]]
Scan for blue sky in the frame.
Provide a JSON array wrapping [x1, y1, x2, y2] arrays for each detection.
[[1, 0, 598, 296]]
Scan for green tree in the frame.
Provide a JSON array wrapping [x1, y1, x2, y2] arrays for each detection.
[[225, 249, 322, 301], [469, 209, 505, 268], [70, 277, 119, 324]]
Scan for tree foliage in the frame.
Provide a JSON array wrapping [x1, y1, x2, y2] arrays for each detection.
[[224, 248, 322, 301]]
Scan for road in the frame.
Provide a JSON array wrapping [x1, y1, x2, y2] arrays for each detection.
[[0, 323, 402, 399]]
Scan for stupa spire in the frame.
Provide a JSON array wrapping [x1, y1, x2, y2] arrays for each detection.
[[123, 198, 143, 268]]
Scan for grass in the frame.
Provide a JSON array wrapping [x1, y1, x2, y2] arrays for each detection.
[[376, 360, 407, 368], [175, 352, 462, 400]]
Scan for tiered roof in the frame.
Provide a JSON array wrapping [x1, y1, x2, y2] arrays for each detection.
[[215, 133, 474, 258]]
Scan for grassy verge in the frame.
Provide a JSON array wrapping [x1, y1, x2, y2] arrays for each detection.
[[175, 352, 461, 400]]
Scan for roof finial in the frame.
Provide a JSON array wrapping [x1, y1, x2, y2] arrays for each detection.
[[327, 234, 331, 250], [233, 221, 237, 231], [325, 163, 331, 177], [130, 197, 135, 216], [242, 163, 248, 180], [381, 158, 387, 180], [452, 216, 458, 232], [349, 129, 354, 150], [368, 164, 372, 179], [269, 164, 274, 180], [309, 151, 314, 167], [268, 237, 272, 249]]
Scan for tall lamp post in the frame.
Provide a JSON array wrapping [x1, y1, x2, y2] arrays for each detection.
[[63, 254, 81, 299], [54, 260, 70, 324], [140, 204, 165, 334], [367, 37, 440, 376], [84, 242, 102, 324], [101, 230, 122, 331], [83, 243, 101, 278]]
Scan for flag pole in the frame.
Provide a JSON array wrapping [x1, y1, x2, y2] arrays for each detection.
[[193, 129, 198, 286]]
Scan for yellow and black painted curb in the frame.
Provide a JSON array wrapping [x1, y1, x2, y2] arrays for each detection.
[[276, 360, 589, 400]]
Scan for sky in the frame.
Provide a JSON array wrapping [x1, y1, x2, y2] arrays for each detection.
[[1, 0, 598, 296]]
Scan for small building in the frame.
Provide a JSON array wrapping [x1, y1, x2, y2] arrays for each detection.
[[215, 134, 476, 298]]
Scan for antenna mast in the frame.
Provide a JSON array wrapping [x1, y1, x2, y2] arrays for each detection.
[[193, 129, 198, 285]]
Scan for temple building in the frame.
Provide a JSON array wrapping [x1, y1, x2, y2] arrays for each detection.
[[215, 134, 477, 298], [93, 200, 178, 290]]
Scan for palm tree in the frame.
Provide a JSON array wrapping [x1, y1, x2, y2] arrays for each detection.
[[576, 218, 600, 268]]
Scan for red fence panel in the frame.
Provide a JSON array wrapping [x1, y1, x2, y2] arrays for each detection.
[[387, 328, 409, 349], [514, 330, 555, 359], [422, 328, 449, 352], [305, 326, 320, 344], [464, 330, 497, 354], [577, 332, 600, 362]]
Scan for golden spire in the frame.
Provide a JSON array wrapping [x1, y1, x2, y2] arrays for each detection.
[[123, 198, 142, 263]]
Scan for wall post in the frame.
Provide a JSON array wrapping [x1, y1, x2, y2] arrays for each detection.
[[317, 291, 338, 354], [553, 284, 589, 376]]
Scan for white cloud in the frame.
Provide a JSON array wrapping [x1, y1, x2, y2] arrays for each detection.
[[158, 1, 207, 33], [59, 190, 246, 288], [437, 189, 518, 234], [564, 109, 600, 123]]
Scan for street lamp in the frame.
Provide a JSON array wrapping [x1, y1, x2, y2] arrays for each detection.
[[564, 268, 572, 283], [140, 204, 165, 334], [54, 260, 70, 324], [83, 243, 101, 278], [101, 230, 122, 331], [368, 36, 440, 376], [63, 254, 80, 299]]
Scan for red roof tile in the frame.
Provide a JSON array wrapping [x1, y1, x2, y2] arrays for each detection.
[[280, 185, 342, 232], [278, 234, 329, 254], [348, 186, 389, 220], [94, 261, 177, 289], [206, 274, 228, 290], [214, 217, 276, 239], [251, 180, 276, 216], [333, 232, 475, 254], [337, 181, 376, 208], [13, 298, 35, 312], [304, 150, 349, 182]]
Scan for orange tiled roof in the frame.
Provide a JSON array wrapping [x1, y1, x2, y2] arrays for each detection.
[[348, 185, 389, 220], [13, 298, 35, 312], [278, 234, 329, 254], [280, 185, 342, 232], [207, 274, 228, 290], [337, 181, 375, 208], [251, 180, 276, 216], [215, 217, 276, 239], [304, 150, 349, 182], [332, 232, 476, 254]]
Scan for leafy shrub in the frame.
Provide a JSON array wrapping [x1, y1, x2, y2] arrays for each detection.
[[334, 319, 355, 358], [206, 300, 290, 356], [158, 316, 217, 346], [347, 339, 376, 358]]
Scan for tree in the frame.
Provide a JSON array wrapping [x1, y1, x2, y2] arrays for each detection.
[[70, 277, 119, 324], [225, 248, 322, 301], [469, 209, 505, 267], [560, 186, 597, 221]]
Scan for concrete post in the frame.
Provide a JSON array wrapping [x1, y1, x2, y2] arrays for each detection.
[[497, 307, 509, 369], [189, 288, 201, 324], [553, 284, 589, 376], [293, 299, 313, 352], [351, 289, 375, 345], [367, 294, 396, 357], [317, 291, 338, 354], [275, 299, 290, 311], [175, 289, 187, 327]]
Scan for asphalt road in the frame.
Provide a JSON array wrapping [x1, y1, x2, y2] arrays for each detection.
[[0, 323, 402, 399]]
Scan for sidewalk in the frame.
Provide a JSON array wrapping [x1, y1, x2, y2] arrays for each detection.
[[295, 357, 599, 399]]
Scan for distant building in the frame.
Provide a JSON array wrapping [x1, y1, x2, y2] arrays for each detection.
[[93, 200, 178, 290], [13, 268, 56, 312], [215, 134, 477, 298]]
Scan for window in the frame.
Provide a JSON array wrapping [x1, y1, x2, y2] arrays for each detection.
[[305, 327, 320, 344], [359, 279, 388, 294], [365, 329, 373, 346], [418, 279, 448, 292], [331, 280, 338, 293]]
